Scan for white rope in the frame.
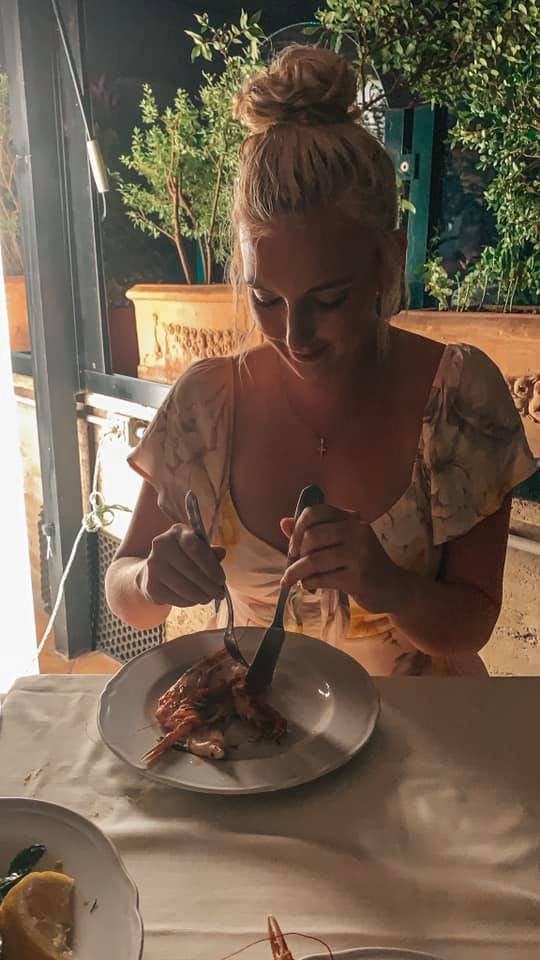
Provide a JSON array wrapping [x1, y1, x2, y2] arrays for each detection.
[[30, 426, 132, 669]]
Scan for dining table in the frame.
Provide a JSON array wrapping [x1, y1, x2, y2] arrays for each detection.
[[0, 672, 539, 960]]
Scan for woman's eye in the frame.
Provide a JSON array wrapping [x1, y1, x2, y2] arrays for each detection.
[[315, 291, 349, 309], [252, 292, 280, 308]]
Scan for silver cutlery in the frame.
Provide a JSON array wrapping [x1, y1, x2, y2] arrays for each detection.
[[185, 491, 248, 667], [245, 483, 325, 694]]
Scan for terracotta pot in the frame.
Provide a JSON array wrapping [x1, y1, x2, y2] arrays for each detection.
[[126, 283, 258, 383], [392, 308, 540, 457], [108, 302, 139, 378], [5, 275, 30, 352]]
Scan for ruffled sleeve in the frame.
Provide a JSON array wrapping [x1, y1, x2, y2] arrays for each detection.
[[127, 357, 234, 535], [422, 344, 537, 546]]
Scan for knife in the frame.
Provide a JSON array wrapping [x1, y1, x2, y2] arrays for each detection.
[[245, 484, 325, 694]]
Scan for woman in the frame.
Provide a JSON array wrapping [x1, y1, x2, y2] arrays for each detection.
[[106, 47, 536, 676]]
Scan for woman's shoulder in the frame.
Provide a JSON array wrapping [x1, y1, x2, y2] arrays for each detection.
[[420, 341, 536, 544], [168, 355, 234, 400], [391, 329, 508, 406], [391, 327, 446, 394], [157, 355, 234, 429], [432, 342, 521, 426], [128, 357, 235, 525]]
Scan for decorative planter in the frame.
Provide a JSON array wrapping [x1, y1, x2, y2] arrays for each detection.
[[5, 275, 30, 352], [126, 283, 257, 384], [392, 309, 540, 457]]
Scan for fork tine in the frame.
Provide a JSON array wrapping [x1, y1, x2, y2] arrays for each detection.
[[185, 491, 247, 666], [268, 916, 294, 960]]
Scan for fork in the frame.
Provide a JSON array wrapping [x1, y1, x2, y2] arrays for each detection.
[[184, 491, 248, 667], [245, 483, 325, 694]]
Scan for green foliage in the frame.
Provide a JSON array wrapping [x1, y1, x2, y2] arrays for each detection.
[[115, 11, 264, 284], [426, 245, 540, 314], [423, 256, 453, 311], [0, 74, 23, 277], [316, 0, 540, 309]]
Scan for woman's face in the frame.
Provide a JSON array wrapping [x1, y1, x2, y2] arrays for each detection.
[[240, 206, 398, 382]]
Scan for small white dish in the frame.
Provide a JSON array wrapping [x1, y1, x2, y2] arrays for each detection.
[[0, 797, 143, 959], [98, 627, 380, 795]]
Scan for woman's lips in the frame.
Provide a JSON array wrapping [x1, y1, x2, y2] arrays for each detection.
[[289, 344, 329, 364]]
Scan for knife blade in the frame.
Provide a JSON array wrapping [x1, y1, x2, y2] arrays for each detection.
[[245, 483, 325, 694]]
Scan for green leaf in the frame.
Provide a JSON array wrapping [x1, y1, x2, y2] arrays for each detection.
[[401, 198, 417, 214]]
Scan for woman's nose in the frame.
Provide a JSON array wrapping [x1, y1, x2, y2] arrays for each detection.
[[285, 302, 316, 352]]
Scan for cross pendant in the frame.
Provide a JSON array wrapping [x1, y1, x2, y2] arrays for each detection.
[[318, 437, 328, 457]]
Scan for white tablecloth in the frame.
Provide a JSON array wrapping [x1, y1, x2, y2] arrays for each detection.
[[0, 675, 539, 960]]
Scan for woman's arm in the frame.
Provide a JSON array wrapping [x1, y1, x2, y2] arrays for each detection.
[[282, 494, 512, 658], [105, 481, 225, 630], [388, 495, 511, 657]]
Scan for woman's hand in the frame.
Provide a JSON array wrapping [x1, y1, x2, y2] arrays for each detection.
[[137, 523, 226, 609], [280, 504, 405, 614]]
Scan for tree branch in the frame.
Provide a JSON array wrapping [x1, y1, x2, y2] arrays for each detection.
[[136, 208, 175, 244], [163, 124, 194, 283], [205, 152, 224, 284], [167, 173, 194, 285]]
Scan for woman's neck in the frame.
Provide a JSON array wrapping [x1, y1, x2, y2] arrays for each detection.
[[277, 342, 389, 423]]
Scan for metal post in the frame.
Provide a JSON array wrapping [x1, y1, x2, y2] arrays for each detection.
[[1, 0, 92, 656], [386, 105, 441, 309], [56, 0, 111, 376], [407, 106, 436, 308]]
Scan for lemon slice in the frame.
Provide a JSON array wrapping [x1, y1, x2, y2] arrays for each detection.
[[1, 870, 75, 959]]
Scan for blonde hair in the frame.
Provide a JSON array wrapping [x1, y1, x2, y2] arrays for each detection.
[[231, 45, 403, 350]]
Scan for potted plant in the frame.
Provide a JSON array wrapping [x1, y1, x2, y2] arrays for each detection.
[[0, 72, 30, 353], [114, 11, 265, 383], [316, 0, 540, 452]]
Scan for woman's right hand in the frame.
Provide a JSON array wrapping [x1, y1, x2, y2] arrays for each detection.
[[137, 523, 226, 608]]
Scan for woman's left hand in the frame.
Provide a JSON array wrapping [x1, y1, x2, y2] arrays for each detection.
[[280, 504, 406, 614]]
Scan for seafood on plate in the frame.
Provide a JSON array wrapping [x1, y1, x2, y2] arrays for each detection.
[[221, 916, 334, 960], [266, 916, 296, 960], [142, 646, 287, 764]]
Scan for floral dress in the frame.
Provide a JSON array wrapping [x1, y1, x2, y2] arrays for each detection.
[[128, 343, 537, 676]]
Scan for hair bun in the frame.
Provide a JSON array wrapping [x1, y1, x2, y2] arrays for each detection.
[[234, 45, 359, 135]]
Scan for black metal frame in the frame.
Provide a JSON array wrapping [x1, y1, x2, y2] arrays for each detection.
[[80, 369, 169, 407], [2, 0, 99, 655]]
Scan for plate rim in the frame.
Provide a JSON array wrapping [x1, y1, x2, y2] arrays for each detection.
[[300, 948, 445, 960], [97, 628, 381, 796], [0, 795, 144, 960]]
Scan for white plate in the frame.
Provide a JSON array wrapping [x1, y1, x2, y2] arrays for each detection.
[[0, 797, 143, 959], [98, 627, 380, 795], [303, 949, 444, 960]]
